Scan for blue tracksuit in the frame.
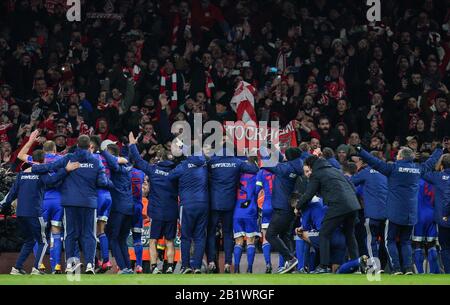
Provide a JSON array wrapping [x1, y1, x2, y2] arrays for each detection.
[[128, 144, 178, 222], [358, 148, 442, 226], [261, 158, 304, 211], [31, 148, 112, 267], [351, 165, 387, 260], [102, 150, 134, 271], [169, 155, 209, 270], [422, 168, 450, 273], [358, 147, 443, 272], [2, 168, 67, 269], [351, 166, 387, 220], [207, 155, 258, 265]]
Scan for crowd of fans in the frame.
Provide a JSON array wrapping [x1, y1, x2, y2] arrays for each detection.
[[0, 0, 449, 170]]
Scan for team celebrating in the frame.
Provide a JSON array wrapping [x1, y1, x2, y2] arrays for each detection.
[[1, 124, 449, 276]]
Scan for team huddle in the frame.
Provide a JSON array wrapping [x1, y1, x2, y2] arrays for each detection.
[[1, 128, 449, 276]]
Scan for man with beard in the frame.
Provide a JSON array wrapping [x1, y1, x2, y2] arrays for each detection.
[[316, 116, 344, 150]]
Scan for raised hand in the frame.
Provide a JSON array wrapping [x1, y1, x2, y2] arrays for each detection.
[[29, 129, 40, 143], [129, 131, 138, 145]]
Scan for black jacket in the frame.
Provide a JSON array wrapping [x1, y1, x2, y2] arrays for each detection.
[[294, 158, 360, 220]]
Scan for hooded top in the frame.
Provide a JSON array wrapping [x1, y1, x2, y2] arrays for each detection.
[[351, 165, 388, 220], [31, 149, 112, 209], [129, 144, 178, 221], [208, 152, 259, 211], [95, 118, 119, 142], [358, 147, 443, 225], [168, 155, 209, 207], [296, 158, 361, 220], [422, 168, 450, 228], [262, 157, 304, 210]]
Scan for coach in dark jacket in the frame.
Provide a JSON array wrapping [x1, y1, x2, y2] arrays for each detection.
[[294, 156, 361, 273]]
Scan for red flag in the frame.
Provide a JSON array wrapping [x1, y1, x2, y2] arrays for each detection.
[[230, 81, 257, 123]]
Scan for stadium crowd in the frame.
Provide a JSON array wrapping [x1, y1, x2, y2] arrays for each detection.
[[0, 0, 450, 275]]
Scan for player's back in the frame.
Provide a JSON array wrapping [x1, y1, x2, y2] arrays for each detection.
[[92, 151, 111, 179], [14, 170, 47, 217], [131, 168, 145, 206], [61, 149, 105, 209], [208, 155, 246, 211], [417, 179, 435, 219], [257, 169, 274, 212], [234, 173, 257, 219], [169, 155, 209, 207]]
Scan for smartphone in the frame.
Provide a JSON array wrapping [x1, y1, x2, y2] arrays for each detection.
[[269, 67, 278, 73], [242, 61, 251, 68]]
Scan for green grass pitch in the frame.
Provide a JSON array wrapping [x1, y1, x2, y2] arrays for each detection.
[[0, 274, 449, 285]]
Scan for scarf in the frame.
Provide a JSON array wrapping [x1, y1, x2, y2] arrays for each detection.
[[160, 68, 178, 109]]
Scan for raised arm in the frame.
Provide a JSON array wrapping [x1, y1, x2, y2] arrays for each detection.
[[129, 144, 154, 174], [101, 150, 121, 173], [358, 148, 394, 177], [168, 163, 184, 182], [420, 147, 443, 174], [421, 171, 437, 185], [17, 129, 40, 162], [128, 132, 155, 174]]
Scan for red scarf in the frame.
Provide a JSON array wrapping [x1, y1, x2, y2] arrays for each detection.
[[160, 68, 178, 110]]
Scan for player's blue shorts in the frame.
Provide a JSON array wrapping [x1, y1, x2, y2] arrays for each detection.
[[413, 210, 438, 242], [261, 208, 272, 229], [233, 217, 260, 238], [42, 195, 63, 227], [150, 219, 177, 240], [97, 190, 112, 222], [132, 203, 143, 233]]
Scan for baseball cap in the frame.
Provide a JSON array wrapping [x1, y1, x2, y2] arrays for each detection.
[[101, 139, 117, 151]]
